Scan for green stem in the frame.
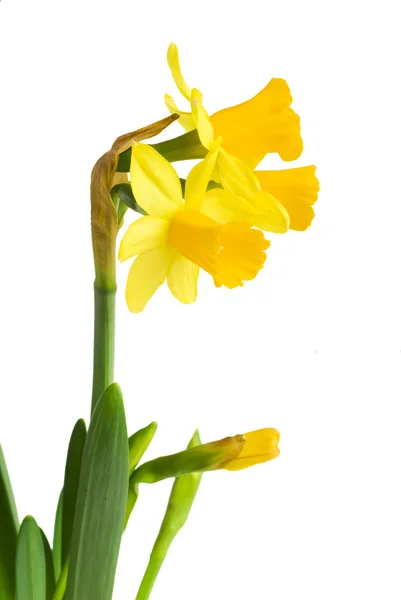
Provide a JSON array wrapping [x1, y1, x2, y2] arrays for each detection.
[[135, 533, 174, 600], [53, 558, 69, 600], [151, 129, 207, 163], [91, 284, 116, 416], [116, 129, 207, 172]]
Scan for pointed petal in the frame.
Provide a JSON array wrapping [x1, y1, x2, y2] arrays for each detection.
[[131, 144, 183, 218], [167, 43, 191, 101], [164, 94, 195, 132], [217, 148, 260, 198], [191, 88, 215, 150], [248, 190, 290, 233], [185, 138, 222, 211], [202, 188, 289, 234], [125, 247, 172, 313], [167, 252, 200, 304], [118, 217, 170, 262]]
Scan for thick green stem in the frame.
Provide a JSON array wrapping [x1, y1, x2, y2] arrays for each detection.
[[91, 284, 116, 416]]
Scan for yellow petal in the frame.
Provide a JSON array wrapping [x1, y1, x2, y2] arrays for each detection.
[[246, 189, 290, 234], [125, 247, 172, 313], [212, 222, 270, 289], [216, 148, 260, 198], [211, 78, 303, 161], [202, 187, 289, 234], [164, 93, 195, 132], [224, 428, 280, 471], [256, 166, 319, 231], [167, 43, 191, 101], [131, 144, 183, 218], [191, 88, 215, 150], [202, 188, 254, 224], [185, 138, 222, 211], [242, 155, 266, 170], [167, 252, 200, 304], [118, 216, 169, 262]]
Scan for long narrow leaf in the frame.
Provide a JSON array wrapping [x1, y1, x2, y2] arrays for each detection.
[[65, 383, 129, 600], [40, 530, 55, 600], [52, 490, 63, 581], [0, 444, 19, 600], [62, 419, 87, 565], [16, 516, 46, 600]]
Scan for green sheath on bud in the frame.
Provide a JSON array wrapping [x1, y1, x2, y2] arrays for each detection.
[[132, 434, 244, 484]]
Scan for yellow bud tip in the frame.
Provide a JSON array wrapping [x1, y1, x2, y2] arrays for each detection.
[[223, 428, 280, 471]]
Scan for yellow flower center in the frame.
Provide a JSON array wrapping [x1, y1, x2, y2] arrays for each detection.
[[168, 210, 269, 288]]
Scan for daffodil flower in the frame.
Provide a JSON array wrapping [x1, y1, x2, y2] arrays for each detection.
[[118, 141, 269, 312], [165, 42, 302, 164], [165, 43, 319, 232], [166, 44, 290, 235]]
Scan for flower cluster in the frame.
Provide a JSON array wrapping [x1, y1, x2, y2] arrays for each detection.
[[119, 43, 319, 312]]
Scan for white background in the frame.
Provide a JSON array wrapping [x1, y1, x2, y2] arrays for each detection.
[[1, 1, 401, 598]]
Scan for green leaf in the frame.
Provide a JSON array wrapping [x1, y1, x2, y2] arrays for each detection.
[[129, 421, 158, 475], [62, 419, 87, 565], [65, 383, 129, 600], [110, 183, 147, 217], [52, 490, 63, 582], [135, 431, 203, 600], [16, 516, 46, 600], [125, 422, 157, 529], [0, 444, 19, 600], [40, 530, 55, 600]]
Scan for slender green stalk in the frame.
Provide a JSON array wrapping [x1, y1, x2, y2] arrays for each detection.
[[91, 285, 116, 416], [53, 559, 69, 600], [135, 534, 174, 600], [135, 431, 202, 600]]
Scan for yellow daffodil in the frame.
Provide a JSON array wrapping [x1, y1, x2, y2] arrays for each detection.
[[118, 141, 269, 312], [166, 42, 302, 163], [165, 43, 319, 232], [166, 44, 290, 235]]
